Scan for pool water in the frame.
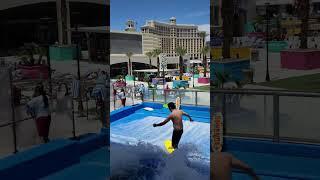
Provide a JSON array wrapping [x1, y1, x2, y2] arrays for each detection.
[[43, 147, 109, 180], [110, 103, 210, 178], [226, 138, 320, 180]]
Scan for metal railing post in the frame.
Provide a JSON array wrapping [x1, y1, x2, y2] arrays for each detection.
[[222, 93, 226, 134], [195, 91, 198, 106], [86, 94, 89, 121], [164, 89, 167, 104], [179, 90, 182, 105], [273, 95, 280, 142], [152, 89, 155, 102], [72, 98, 76, 138], [9, 68, 18, 153]]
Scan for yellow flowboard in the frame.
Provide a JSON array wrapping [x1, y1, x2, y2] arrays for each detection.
[[164, 140, 175, 154]]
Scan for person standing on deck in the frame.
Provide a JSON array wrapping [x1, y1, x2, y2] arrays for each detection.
[[118, 88, 126, 107], [26, 84, 51, 143]]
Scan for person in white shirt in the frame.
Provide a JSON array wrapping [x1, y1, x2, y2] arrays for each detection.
[[117, 88, 126, 107], [26, 84, 51, 143]]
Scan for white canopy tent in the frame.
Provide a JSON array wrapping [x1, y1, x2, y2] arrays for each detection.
[[189, 60, 202, 64], [134, 69, 178, 73]]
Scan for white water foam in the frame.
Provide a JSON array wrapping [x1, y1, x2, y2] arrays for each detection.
[[110, 116, 210, 179], [110, 142, 209, 180], [111, 116, 210, 163]]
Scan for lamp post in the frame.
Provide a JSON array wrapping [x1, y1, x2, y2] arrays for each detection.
[[40, 17, 53, 97], [193, 63, 195, 88], [265, 2, 270, 82], [75, 24, 85, 116]]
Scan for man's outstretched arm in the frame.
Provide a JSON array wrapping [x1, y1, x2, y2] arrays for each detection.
[[153, 117, 171, 127], [182, 111, 193, 122]]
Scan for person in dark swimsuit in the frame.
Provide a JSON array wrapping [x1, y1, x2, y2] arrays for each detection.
[[153, 102, 193, 149]]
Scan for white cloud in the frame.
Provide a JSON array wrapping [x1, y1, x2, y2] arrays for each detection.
[[198, 24, 210, 42]]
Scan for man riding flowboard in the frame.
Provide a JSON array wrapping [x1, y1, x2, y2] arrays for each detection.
[[153, 102, 193, 149]]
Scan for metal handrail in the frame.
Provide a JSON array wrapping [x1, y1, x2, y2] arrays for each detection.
[[142, 88, 210, 107], [0, 117, 34, 128], [212, 88, 320, 144], [210, 88, 320, 97], [148, 87, 209, 93]]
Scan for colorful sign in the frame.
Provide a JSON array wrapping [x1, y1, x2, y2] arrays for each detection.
[[213, 112, 223, 152]]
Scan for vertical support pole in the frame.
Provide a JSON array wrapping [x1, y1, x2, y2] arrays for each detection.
[[56, 0, 63, 45], [222, 93, 226, 135], [113, 86, 116, 110], [264, 95, 267, 127], [86, 33, 91, 62], [86, 94, 89, 121], [273, 95, 280, 142], [152, 89, 155, 102], [9, 68, 18, 153], [66, 0, 71, 45], [72, 98, 76, 138], [47, 45, 53, 104], [195, 91, 198, 106], [76, 27, 84, 116], [164, 89, 167, 104], [179, 90, 182, 105], [132, 89, 134, 105]]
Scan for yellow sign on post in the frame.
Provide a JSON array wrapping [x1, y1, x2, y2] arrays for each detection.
[[213, 112, 223, 152]]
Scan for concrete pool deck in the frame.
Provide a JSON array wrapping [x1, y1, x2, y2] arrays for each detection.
[[0, 128, 108, 179]]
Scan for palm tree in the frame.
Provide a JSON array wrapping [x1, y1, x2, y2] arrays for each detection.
[[125, 52, 133, 76], [199, 32, 207, 57], [152, 48, 162, 77], [18, 43, 47, 66], [253, 16, 264, 32], [214, 71, 231, 88], [145, 51, 153, 69], [199, 31, 207, 45], [295, 0, 309, 49], [221, 0, 234, 59], [200, 45, 210, 77], [175, 46, 187, 80]]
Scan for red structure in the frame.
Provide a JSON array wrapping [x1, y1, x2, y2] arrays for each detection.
[[18, 65, 49, 79], [198, 77, 210, 84], [281, 49, 320, 70]]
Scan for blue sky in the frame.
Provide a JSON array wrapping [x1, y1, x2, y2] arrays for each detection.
[[111, 0, 210, 39]]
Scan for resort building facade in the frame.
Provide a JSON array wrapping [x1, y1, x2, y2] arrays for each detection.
[[141, 17, 206, 60]]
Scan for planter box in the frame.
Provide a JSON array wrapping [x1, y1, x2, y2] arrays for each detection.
[[211, 47, 251, 59], [18, 65, 49, 79], [194, 74, 200, 78], [268, 41, 288, 52], [281, 49, 320, 70], [49, 45, 77, 61], [210, 59, 250, 82], [198, 77, 210, 84]]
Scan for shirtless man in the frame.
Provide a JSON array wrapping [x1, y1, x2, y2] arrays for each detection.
[[153, 102, 193, 149], [212, 152, 259, 180]]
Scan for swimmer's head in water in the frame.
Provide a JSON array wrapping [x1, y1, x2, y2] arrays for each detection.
[[167, 102, 176, 111]]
